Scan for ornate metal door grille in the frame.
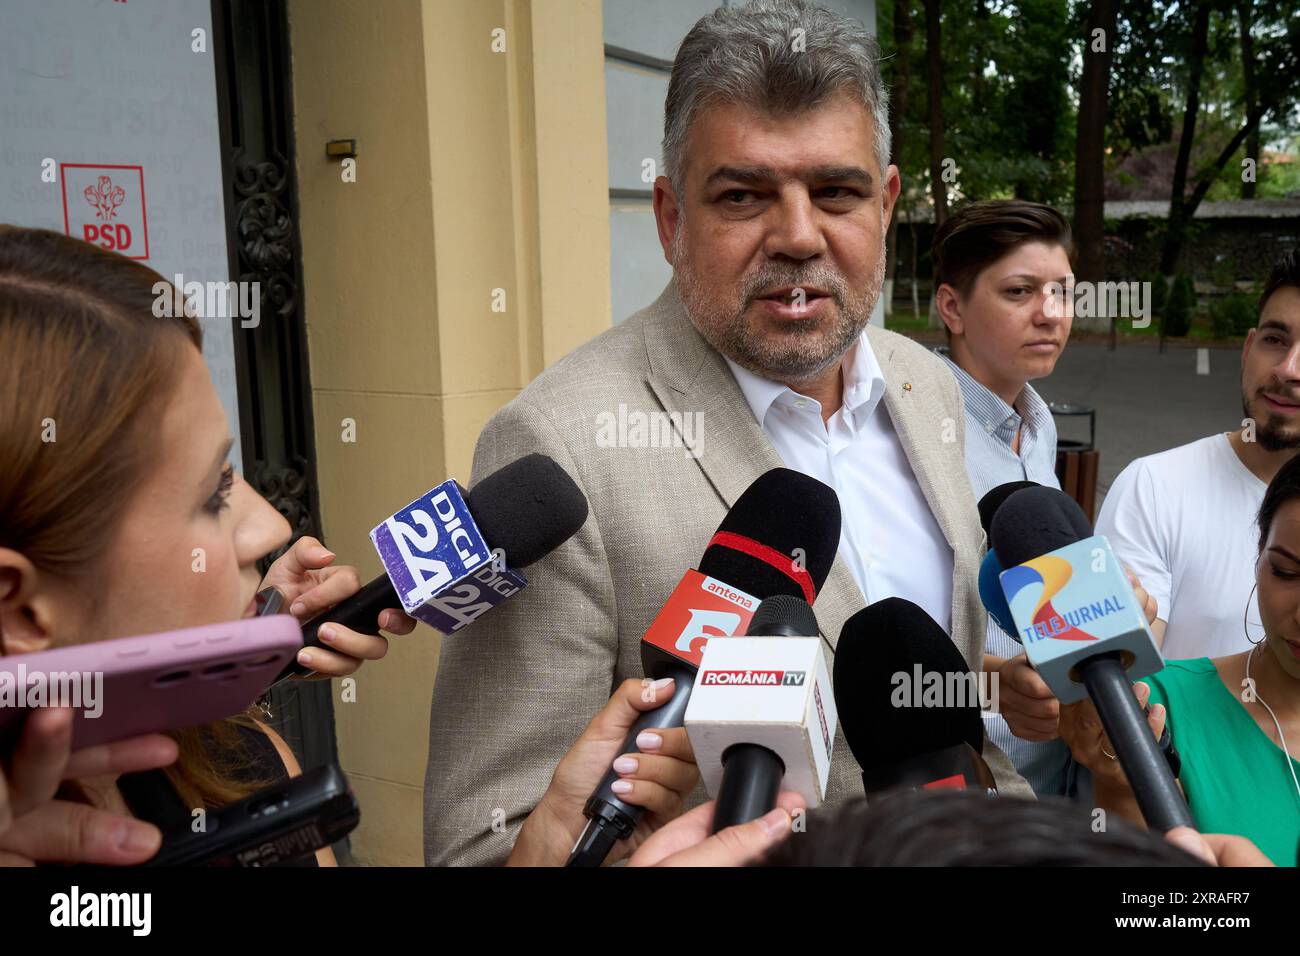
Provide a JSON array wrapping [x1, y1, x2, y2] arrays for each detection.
[[211, 0, 339, 786]]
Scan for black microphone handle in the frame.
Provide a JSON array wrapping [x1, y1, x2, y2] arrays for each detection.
[[274, 574, 398, 682], [711, 744, 785, 832], [1078, 653, 1194, 832], [566, 662, 696, 867]]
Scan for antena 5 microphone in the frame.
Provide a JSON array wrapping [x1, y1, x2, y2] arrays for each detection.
[[990, 485, 1192, 831], [834, 597, 996, 796], [280, 453, 588, 680], [686, 594, 835, 831], [566, 468, 841, 866]]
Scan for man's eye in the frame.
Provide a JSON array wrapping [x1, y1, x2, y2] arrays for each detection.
[[722, 189, 755, 204], [816, 187, 855, 200]]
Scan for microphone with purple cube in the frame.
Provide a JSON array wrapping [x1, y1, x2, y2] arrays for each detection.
[[276, 453, 588, 681]]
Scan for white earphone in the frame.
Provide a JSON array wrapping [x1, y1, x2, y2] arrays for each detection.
[[1242, 585, 1300, 806]]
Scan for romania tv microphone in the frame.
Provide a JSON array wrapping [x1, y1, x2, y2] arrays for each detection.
[[834, 597, 996, 795], [989, 485, 1192, 831], [565, 468, 841, 867], [278, 453, 588, 680], [684, 594, 836, 832]]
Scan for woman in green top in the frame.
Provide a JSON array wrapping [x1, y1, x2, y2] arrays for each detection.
[[1062, 452, 1300, 866]]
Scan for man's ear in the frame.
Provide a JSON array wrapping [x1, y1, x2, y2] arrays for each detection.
[[880, 163, 902, 233], [0, 549, 55, 655], [653, 174, 682, 266], [935, 283, 964, 338]]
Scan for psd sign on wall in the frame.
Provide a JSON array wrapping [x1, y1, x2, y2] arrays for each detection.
[[60, 164, 151, 260]]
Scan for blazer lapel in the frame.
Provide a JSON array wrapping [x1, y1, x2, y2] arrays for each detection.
[[640, 280, 867, 646], [641, 278, 784, 508]]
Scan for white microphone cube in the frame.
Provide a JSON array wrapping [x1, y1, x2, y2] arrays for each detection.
[[685, 636, 836, 807]]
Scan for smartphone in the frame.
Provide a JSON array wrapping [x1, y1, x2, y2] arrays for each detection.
[[144, 763, 360, 867], [0, 615, 302, 751]]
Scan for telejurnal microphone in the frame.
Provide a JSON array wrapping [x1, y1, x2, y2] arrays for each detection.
[[833, 597, 996, 796], [976, 482, 1041, 637], [685, 594, 834, 832], [279, 453, 588, 680], [975, 483, 1181, 775], [989, 485, 1193, 831], [977, 481, 1040, 538], [565, 468, 841, 867]]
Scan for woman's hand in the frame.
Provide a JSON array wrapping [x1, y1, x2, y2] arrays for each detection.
[[260, 536, 416, 679], [1059, 680, 1165, 782], [626, 791, 805, 867], [998, 654, 1062, 742], [1166, 829, 1274, 867], [1123, 565, 1159, 628], [0, 708, 177, 866], [508, 677, 699, 866]]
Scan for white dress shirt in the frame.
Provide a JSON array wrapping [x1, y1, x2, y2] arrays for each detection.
[[725, 332, 955, 633]]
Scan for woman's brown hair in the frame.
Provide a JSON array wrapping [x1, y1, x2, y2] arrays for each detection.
[[0, 225, 267, 809], [931, 199, 1075, 298]]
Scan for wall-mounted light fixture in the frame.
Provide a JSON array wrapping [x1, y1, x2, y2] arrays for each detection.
[[325, 139, 357, 159]]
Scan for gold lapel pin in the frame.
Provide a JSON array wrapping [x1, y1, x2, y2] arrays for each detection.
[[902, 382, 913, 392]]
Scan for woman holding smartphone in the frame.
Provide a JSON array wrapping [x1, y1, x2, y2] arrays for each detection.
[[0, 225, 420, 865], [0, 226, 698, 866]]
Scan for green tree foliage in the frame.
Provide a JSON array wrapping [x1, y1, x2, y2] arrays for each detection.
[[878, 1, 1297, 212], [879, 0, 1077, 208], [1162, 272, 1198, 337]]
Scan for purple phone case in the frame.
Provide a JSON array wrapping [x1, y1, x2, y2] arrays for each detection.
[[0, 615, 302, 750]]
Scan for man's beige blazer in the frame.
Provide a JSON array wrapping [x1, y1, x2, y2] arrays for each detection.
[[424, 279, 1031, 866]]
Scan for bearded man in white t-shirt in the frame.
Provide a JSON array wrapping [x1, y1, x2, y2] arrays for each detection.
[[1096, 252, 1300, 661]]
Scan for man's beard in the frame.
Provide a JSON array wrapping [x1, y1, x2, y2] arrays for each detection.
[[1243, 389, 1300, 452], [672, 222, 885, 384]]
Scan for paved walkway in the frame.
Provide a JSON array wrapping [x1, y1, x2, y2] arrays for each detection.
[[1031, 340, 1244, 507]]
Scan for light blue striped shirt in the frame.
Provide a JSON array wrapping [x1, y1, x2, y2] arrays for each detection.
[[939, 350, 1077, 798]]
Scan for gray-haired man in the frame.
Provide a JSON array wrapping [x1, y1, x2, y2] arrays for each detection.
[[424, 0, 1030, 867]]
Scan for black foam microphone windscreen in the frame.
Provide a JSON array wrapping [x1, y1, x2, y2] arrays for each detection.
[[463, 452, 590, 568], [747, 593, 819, 636], [833, 597, 985, 771], [989, 485, 1092, 568], [698, 468, 841, 602], [977, 480, 1040, 536]]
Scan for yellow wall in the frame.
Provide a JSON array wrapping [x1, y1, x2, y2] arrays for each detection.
[[288, 0, 609, 865]]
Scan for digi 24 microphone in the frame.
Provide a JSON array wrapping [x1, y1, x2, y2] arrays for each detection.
[[685, 594, 835, 832], [834, 597, 996, 795], [280, 453, 588, 680], [566, 468, 841, 867], [989, 485, 1192, 831]]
